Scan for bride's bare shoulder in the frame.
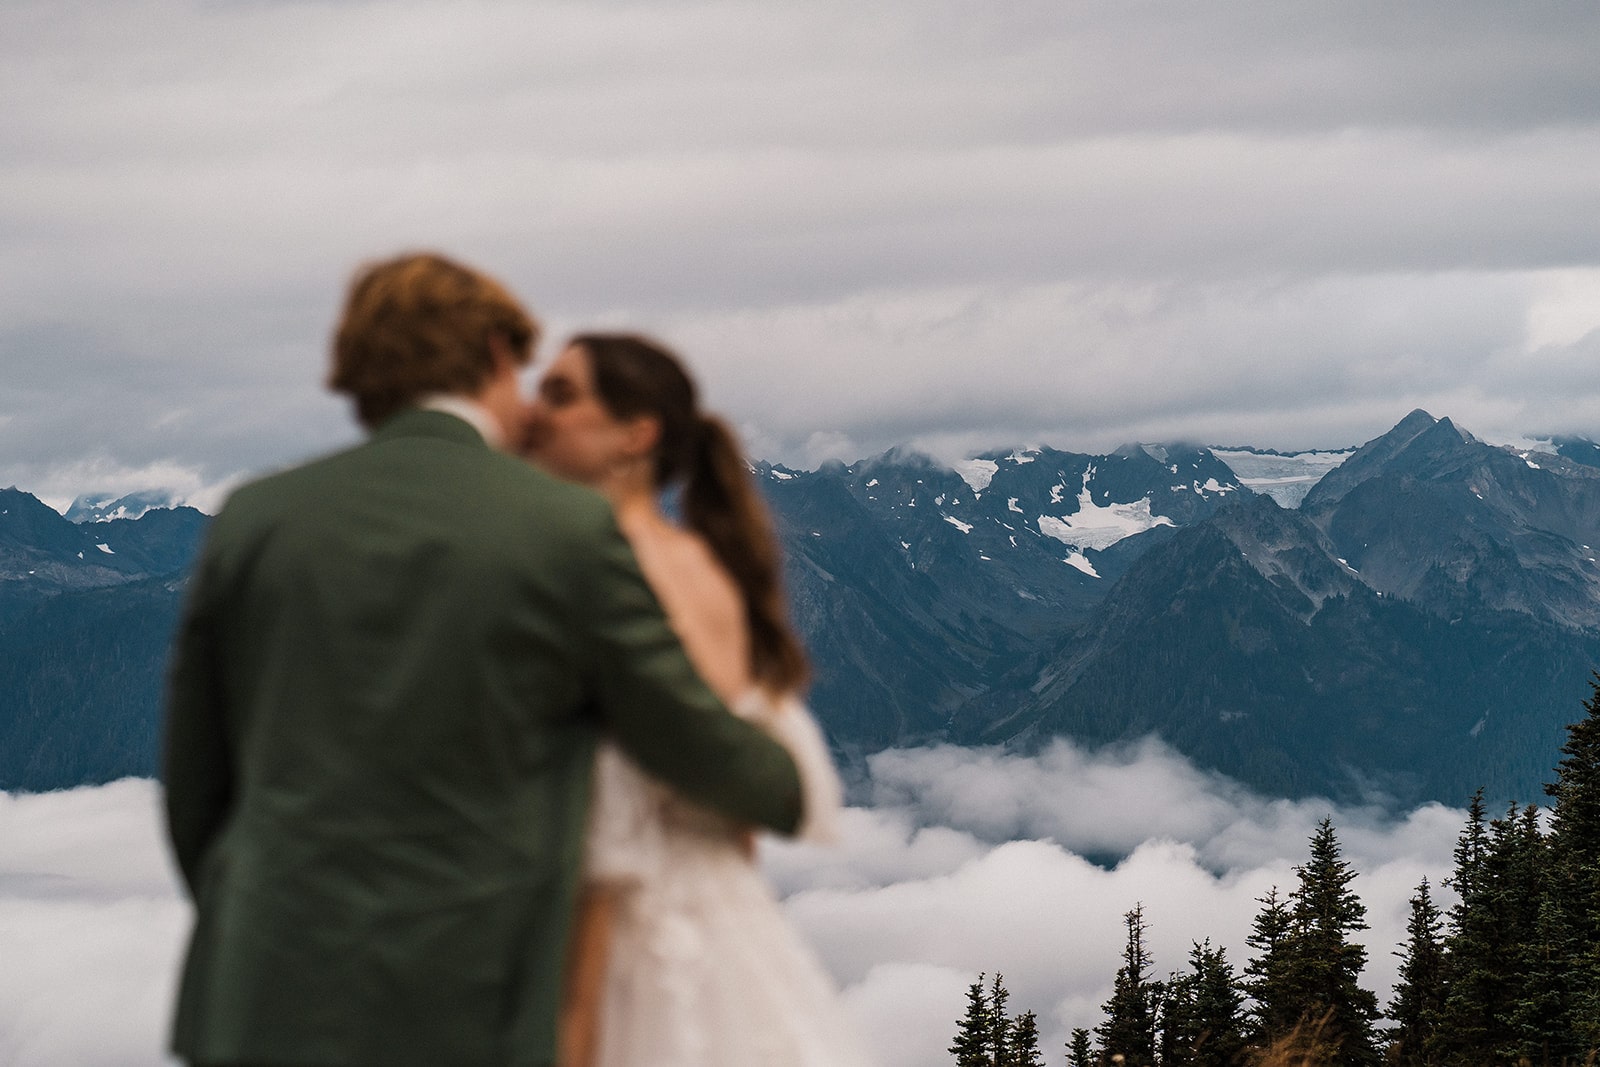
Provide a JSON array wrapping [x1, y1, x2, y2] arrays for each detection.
[[655, 526, 742, 619], [629, 523, 750, 697]]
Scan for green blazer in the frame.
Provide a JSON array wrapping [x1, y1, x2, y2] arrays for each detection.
[[163, 409, 802, 1066]]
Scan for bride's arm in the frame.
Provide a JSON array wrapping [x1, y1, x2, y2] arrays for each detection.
[[758, 693, 846, 844], [560, 885, 619, 1067], [635, 531, 845, 844], [563, 745, 661, 1065]]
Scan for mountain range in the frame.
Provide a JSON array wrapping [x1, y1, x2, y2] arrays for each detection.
[[0, 487, 206, 789], [5, 410, 1599, 807], [764, 411, 1600, 805]]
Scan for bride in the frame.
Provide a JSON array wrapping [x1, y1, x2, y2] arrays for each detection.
[[523, 333, 874, 1067]]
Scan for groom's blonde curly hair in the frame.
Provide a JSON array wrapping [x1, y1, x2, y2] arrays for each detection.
[[329, 252, 538, 428]]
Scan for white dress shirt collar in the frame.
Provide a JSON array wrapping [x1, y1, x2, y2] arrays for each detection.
[[417, 393, 506, 451]]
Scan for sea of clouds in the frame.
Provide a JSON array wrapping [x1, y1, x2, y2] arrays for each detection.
[[0, 738, 1464, 1067]]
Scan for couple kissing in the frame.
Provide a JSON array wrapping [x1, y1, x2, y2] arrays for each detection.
[[163, 252, 873, 1067]]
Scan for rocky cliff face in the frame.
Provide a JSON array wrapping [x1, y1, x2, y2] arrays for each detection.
[[1303, 411, 1600, 629]]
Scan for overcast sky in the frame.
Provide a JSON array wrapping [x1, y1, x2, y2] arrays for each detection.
[[6, 0, 1600, 510], [1, 742, 1465, 1067]]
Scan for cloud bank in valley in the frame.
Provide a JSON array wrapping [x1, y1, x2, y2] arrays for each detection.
[[4, 2, 1600, 506], [0, 738, 1463, 1067], [0, 779, 187, 1067], [767, 739, 1462, 1065]]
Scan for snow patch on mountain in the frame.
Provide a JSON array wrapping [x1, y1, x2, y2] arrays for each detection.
[[1063, 551, 1100, 577], [953, 459, 998, 493], [1211, 448, 1353, 508], [64, 489, 182, 523], [1036, 469, 1176, 551]]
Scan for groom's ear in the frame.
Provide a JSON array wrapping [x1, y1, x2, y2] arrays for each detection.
[[621, 415, 662, 460], [487, 331, 531, 371]]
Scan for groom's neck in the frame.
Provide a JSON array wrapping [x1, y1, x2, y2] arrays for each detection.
[[416, 393, 508, 450]]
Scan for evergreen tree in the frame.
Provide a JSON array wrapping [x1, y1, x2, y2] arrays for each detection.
[[1244, 886, 1298, 1043], [990, 973, 1014, 1065], [1010, 1010, 1045, 1067], [1283, 818, 1382, 1066], [1509, 873, 1581, 1064], [1157, 968, 1197, 1067], [1067, 1028, 1095, 1067], [1096, 904, 1158, 1067], [1451, 789, 1490, 896], [1157, 942, 1246, 1067], [1435, 799, 1548, 1062], [950, 973, 992, 1067], [1495, 803, 1576, 1064], [1185, 940, 1247, 1067], [1386, 878, 1444, 1067], [1543, 673, 1600, 1051], [1433, 790, 1499, 1062], [946, 970, 1059, 1067]]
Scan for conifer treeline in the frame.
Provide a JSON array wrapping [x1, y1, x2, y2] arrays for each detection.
[[950, 677, 1600, 1065]]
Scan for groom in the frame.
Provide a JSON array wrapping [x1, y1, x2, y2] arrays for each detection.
[[163, 252, 802, 1067]]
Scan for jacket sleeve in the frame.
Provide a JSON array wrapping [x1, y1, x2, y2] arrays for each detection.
[[162, 536, 235, 896], [759, 694, 845, 844], [576, 517, 803, 836]]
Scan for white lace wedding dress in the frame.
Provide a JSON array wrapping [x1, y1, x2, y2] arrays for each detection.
[[583, 690, 874, 1067]]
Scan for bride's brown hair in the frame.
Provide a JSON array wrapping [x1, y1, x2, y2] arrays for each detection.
[[571, 333, 808, 693]]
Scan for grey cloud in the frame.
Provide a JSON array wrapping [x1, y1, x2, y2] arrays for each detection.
[[0, 780, 187, 1067], [11, 6, 1600, 300], [4, 1, 1600, 501], [23, 2, 1596, 161], [782, 834, 1441, 1067], [761, 806, 989, 894], [817, 738, 1461, 877], [0, 316, 354, 505], [668, 270, 1571, 464], [769, 740, 1463, 1065], [5, 741, 1464, 1067], [0, 778, 179, 897]]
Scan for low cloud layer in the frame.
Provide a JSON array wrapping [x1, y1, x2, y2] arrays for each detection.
[[0, 780, 187, 1067], [1, 737, 1463, 1067], [766, 739, 1461, 1064]]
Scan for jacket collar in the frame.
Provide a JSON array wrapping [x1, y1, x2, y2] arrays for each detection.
[[416, 394, 506, 449]]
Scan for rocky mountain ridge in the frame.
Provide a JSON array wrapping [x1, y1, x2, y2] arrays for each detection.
[[5, 413, 1600, 806]]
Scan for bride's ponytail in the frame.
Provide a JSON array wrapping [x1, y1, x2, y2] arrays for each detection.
[[575, 334, 809, 694], [682, 413, 808, 693]]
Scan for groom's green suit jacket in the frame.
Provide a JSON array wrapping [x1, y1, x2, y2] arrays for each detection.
[[163, 409, 802, 1067]]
